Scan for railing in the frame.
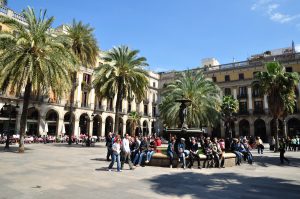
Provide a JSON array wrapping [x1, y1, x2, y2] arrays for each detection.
[[95, 105, 105, 111], [253, 109, 265, 115], [106, 107, 114, 112], [237, 94, 247, 99], [252, 92, 263, 98], [81, 103, 91, 108], [238, 110, 249, 115], [13, 11, 26, 23]]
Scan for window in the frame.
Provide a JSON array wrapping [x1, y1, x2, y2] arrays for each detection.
[[97, 97, 102, 109], [225, 75, 230, 82], [252, 85, 261, 97], [83, 73, 91, 84], [224, 88, 231, 96], [82, 91, 88, 107], [239, 102, 247, 113], [253, 71, 259, 78], [212, 76, 217, 82], [152, 82, 156, 88], [152, 106, 156, 117], [128, 103, 131, 113], [254, 101, 263, 110], [286, 67, 293, 72], [239, 73, 244, 80], [144, 104, 148, 116], [239, 87, 247, 97]]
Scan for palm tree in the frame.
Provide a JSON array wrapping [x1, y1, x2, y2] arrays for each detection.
[[220, 95, 239, 138], [65, 20, 99, 145], [255, 62, 299, 150], [159, 70, 221, 128], [93, 45, 149, 134], [127, 111, 141, 136], [0, 7, 77, 152]]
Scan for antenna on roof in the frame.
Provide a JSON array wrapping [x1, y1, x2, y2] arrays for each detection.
[[233, 57, 235, 63]]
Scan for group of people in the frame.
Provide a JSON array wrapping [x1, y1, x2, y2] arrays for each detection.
[[105, 133, 161, 172]]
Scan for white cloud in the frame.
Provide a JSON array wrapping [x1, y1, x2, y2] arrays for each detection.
[[295, 44, 300, 52], [251, 0, 300, 25]]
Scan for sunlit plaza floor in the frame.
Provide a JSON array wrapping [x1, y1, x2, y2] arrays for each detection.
[[0, 142, 300, 199]]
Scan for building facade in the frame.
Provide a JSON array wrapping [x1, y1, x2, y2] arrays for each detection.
[[0, 5, 160, 138], [159, 48, 300, 141], [1, 5, 300, 141]]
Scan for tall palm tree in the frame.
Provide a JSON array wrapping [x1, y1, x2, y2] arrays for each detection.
[[65, 20, 99, 145], [127, 111, 141, 136], [159, 70, 221, 128], [220, 95, 239, 138], [255, 62, 299, 150], [93, 45, 148, 134], [0, 7, 77, 152]]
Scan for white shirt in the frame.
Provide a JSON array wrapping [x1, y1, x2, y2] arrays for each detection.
[[122, 138, 131, 153], [112, 143, 121, 154]]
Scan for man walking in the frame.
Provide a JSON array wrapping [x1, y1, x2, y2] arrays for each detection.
[[106, 132, 113, 161], [121, 134, 134, 170]]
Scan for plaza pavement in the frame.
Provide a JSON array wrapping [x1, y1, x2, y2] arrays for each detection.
[[0, 142, 300, 199]]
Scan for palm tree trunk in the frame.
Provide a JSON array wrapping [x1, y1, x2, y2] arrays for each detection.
[[68, 77, 76, 145], [274, 118, 279, 151], [283, 118, 287, 139], [114, 86, 122, 135], [19, 81, 32, 153]]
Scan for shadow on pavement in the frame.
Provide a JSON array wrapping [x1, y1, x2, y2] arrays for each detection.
[[51, 143, 105, 148], [91, 158, 109, 161], [253, 154, 300, 168], [0, 145, 33, 153], [95, 167, 109, 171], [147, 172, 300, 199]]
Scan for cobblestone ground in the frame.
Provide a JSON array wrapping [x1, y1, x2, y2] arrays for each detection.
[[0, 143, 300, 199]]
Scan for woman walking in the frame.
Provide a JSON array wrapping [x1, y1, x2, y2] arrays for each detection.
[[108, 135, 122, 172]]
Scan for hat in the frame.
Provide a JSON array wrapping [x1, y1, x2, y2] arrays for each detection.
[[181, 138, 185, 141]]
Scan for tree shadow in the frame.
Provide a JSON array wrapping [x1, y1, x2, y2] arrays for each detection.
[[0, 145, 33, 153], [253, 154, 300, 168], [51, 143, 105, 148], [147, 172, 300, 199]]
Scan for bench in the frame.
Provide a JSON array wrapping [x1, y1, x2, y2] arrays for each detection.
[[148, 152, 236, 168]]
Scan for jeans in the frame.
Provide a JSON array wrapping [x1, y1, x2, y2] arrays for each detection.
[[106, 146, 112, 160], [133, 152, 140, 165], [280, 150, 289, 164], [146, 150, 155, 162], [138, 151, 146, 165], [108, 153, 121, 171], [121, 151, 133, 169], [189, 153, 201, 168], [257, 145, 264, 154], [233, 151, 242, 165], [167, 151, 174, 166], [178, 152, 186, 168]]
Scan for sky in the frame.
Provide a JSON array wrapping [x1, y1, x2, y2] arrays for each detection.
[[6, 0, 300, 72]]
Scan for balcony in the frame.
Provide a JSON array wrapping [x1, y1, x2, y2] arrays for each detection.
[[252, 92, 263, 98], [237, 94, 247, 99], [81, 103, 91, 109], [95, 105, 105, 112], [106, 107, 114, 112], [81, 81, 92, 91], [238, 110, 249, 115], [253, 109, 265, 115], [117, 109, 127, 115], [64, 102, 78, 110]]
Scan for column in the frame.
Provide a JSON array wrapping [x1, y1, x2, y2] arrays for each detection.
[[265, 121, 271, 139], [57, 118, 64, 136], [101, 121, 106, 137], [89, 120, 93, 137], [234, 121, 239, 138], [16, 113, 21, 134], [247, 87, 253, 114], [123, 123, 126, 135], [39, 116, 46, 136], [233, 88, 237, 99], [264, 95, 269, 114], [76, 74, 83, 107], [74, 119, 79, 138], [90, 88, 95, 110], [249, 121, 255, 137]]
